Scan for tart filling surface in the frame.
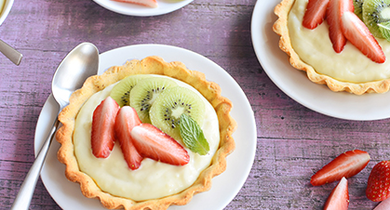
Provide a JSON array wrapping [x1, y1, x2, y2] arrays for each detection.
[[273, 0, 390, 94], [55, 56, 236, 210], [74, 75, 220, 201]]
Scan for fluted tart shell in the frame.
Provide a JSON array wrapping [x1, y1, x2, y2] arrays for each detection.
[[55, 56, 236, 210]]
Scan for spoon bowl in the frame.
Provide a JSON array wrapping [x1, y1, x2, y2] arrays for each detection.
[[11, 42, 99, 210], [52, 43, 99, 108]]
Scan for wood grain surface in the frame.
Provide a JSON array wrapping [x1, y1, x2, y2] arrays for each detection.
[[0, 0, 389, 209]]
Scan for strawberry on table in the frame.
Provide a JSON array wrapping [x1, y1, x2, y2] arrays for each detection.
[[302, 0, 330, 29], [366, 160, 390, 202], [115, 106, 143, 170], [326, 0, 354, 53], [310, 149, 370, 186], [131, 123, 190, 166], [341, 11, 386, 63], [323, 177, 349, 210], [374, 197, 390, 210], [91, 97, 120, 158]]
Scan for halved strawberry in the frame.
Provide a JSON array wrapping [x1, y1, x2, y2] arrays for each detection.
[[323, 177, 349, 210], [114, 106, 143, 170], [111, 0, 158, 8], [341, 11, 386, 63], [302, 0, 330, 29], [310, 149, 370, 186], [130, 123, 190, 166], [366, 160, 390, 202], [326, 0, 354, 53], [91, 96, 120, 158]]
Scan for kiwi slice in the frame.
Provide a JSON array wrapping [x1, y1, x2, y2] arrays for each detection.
[[109, 75, 148, 107], [129, 77, 177, 123], [362, 0, 390, 39], [149, 86, 205, 141], [354, 0, 364, 20]]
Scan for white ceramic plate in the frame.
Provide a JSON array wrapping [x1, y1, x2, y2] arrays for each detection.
[[93, 0, 192, 16], [35, 44, 257, 210], [251, 0, 390, 121], [0, 0, 13, 25]]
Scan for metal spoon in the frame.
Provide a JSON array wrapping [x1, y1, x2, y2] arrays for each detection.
[[0, 39, 23, 65], [11, 42, 99, 210]]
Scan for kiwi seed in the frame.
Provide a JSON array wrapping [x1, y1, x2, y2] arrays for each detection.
[[353, 0, 364, 20]]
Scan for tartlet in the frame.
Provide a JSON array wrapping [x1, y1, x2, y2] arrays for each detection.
[[273, 0, 390, 95], [55, 56, 236, 210]]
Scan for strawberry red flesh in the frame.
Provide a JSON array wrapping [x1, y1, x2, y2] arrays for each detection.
[[310, 149, 370, 186], [326, 0, 354, 53], [302, 0, 330, 29], [114, 106, 143, 170], [131, 123, 190, 166], [323, 177, 349, 210], [366, 160, 390, 202], [341, 11, 386, 63], [91, 97, 120, 158]]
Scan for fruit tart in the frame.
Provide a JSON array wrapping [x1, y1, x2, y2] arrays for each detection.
[[55, 56, 236, 210], [273, 0, 390, 95]]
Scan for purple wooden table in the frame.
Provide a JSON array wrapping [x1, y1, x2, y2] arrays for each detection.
[[0, 0, 388, 209]]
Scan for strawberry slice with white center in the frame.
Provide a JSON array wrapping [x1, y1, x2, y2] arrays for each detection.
[[114, 106, 143, 170], [111, 0, 157, 8], [91, 96, 120, 158], [310, 149, 370, 186], [326, 0, 354, 53], [131, 123, 190, 166], [302, 0, 330, 29], [323, 177, 349, 210], [341, 11, 386, 63]]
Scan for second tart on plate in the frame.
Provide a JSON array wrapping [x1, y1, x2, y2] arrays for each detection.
[[273, 0, 390, 95]]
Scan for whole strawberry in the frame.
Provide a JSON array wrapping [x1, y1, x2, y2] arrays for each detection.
[[366, 160, 390, 202]]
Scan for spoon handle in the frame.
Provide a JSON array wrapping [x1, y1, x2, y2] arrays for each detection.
[[11, 118, 60, 210], [0, 39, 23, 65]]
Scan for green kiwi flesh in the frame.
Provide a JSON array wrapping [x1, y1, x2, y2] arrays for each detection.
[[129, 77, 177, 123], [363, 0, 390, 39], [109, 75, 148, 107], [354, 0, 364, 20], [149, 86, 205, 142]]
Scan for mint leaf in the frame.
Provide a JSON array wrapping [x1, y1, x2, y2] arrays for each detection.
[[378, 22, 390, 42], [179, 114, 209, 155]]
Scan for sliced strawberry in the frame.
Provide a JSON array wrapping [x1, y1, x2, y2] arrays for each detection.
[[111, 0, 158, 8], [91, 96, 120, 158], [323, 177, 349, 210], [302, 0, 330, 29], [326, 0, 354, 53], [366, 160, 390, 202], [310, 149, 370, 186], [374, 197, 390, 210], [130, 123, 190, 166], [341, 11, 386, 63], [114, 106, 143, 170]]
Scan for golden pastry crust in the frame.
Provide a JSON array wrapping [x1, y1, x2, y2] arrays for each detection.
[[273, 0, 390, 95], [55, 56, 236, 210]]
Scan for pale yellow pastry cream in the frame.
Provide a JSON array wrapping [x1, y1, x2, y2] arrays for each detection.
[[73, 75, 220, 201], [288, 0, 390, 83]]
